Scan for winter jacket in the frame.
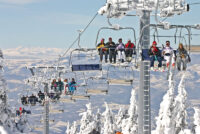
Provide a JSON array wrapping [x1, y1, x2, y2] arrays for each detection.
[[57, 81, 64, 91], [116, 43, 125, 51], [105, 42, 116, 51], [148, 46, 161, 57], [125, 42, 135, 49], [176, 48, 188, 59], [97, 43, 107, 50], [162, 46, 174, 56]]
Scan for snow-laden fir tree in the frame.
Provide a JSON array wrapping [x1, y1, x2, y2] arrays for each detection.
[[193, 107, 200, 134], [102, 102, 116, 134], [0, 49, 15, 132], [115, 107, 126, 132], [172, 74, 188, 134], [78, 103, 97, 134], [66, 121, 78, 134], [121, 89, 138, 134], [0, 49, 28, 133], [154, 73, 176, 134]]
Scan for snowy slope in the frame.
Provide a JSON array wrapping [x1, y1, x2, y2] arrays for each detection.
[[2, 47, 200, 134]]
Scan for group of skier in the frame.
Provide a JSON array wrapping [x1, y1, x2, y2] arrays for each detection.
[[149, 40, 191, 71], [96, 37, 136, 63], [51, 78, 77, 95]]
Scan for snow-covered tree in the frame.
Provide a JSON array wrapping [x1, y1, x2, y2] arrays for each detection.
[[102, 102, 116, 134], [172, 74, 188, 134], [193, 107, 200, 134], [0, 49, 28, 133], [121, 89, 138, 134], [154, 73, 176, 134], [0, 49, 15, 131], [78, 103, 97, 134], [66, 121, 78, 134], [115, 107, 126, 132]]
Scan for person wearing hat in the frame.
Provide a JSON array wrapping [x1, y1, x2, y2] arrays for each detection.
[[162, 41, 176, 68], [148, 41, 162, 69], [105, 37, 117, 63], [116, 38, 125, 63], [96, 38, 108, 62], [125, 39, 135, 62]]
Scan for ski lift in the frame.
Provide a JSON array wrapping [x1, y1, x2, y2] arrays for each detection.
[[107, 65, 134, 85], [141, 24, 191, 73], [95, 26, 138, 66], [86, 77, 109, 95], [69, 48, 102, 72]]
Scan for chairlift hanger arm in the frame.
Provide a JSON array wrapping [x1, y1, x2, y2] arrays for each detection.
[[95, 27, 137, 47]]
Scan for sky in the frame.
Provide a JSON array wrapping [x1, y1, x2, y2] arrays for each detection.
[[0, 0, 200, 50]]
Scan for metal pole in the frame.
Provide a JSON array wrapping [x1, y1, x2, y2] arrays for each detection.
[[44, 83, 49, 134], [138, 10, 151, 134]]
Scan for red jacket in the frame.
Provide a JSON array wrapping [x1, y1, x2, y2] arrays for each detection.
[[125, 42, 135, 48]]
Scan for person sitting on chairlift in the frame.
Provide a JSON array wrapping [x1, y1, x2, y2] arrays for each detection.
[[68, 78, 77, 94], [176, 43, 191, 71], [116, 38, 125, 63], [38, 91, 45, 101], [21, 95, 28, 105], [57, 78, 64, 93], [162, 41, 176, 68], [125, 39, 135, 62], [96, 38, 108, 63], [106, 37, 117, 63], [51, 79, 57, 91], [28, 94, 38, 105], [64, 79, 69, 94], [148, 41, 162, 69]]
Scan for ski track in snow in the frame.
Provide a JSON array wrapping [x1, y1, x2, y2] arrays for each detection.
[[2, 47, 200, 134]]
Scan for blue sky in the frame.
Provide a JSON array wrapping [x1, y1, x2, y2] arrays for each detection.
[[0, 0, 200, 49]]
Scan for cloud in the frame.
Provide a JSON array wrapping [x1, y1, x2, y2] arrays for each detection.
[[0, 0, 45, 5]]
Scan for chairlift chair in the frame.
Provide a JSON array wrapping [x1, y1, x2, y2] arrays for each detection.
[[107, 65, 134, 85], [86, 77, 109, 95], [95, 26, 138, 66], [141, 24, 191, 73], [69, 48, 102, 72]]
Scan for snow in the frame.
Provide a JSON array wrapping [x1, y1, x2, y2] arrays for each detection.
[[1, 47, 200, 134]]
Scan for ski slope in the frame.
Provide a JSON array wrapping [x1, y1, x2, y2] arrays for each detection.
[[2, 47, 200, 134]]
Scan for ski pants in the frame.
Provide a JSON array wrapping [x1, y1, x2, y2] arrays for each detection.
[[176, 57, 187, 70], [117, 50, 125, 60], [125, 49, 133, 57], [164, 55, 175, 65], [150, 56, 162, 67], [109, 50, 116, 63], [99, 49, 108, 62]]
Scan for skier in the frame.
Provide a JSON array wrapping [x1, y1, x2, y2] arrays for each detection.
[[176, 43, 191, 71], [38, 91, 45, 101], [116, 38, 125, 63], [96, 38, 108, 62], [68, 78, 77, 94], [148, 41, 162, 70], [21, 95, 27, 105], [51, 79, 57, 91], [106, 37, 117, 63], [57, 78, 64, 93], [64, 79, 69, 94], [125, 39, 135, 62], [162, 41, 176, 68], [28, 94, 38, 106]]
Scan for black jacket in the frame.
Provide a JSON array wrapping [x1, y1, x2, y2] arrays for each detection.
[[105, 42, 116, 51]]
